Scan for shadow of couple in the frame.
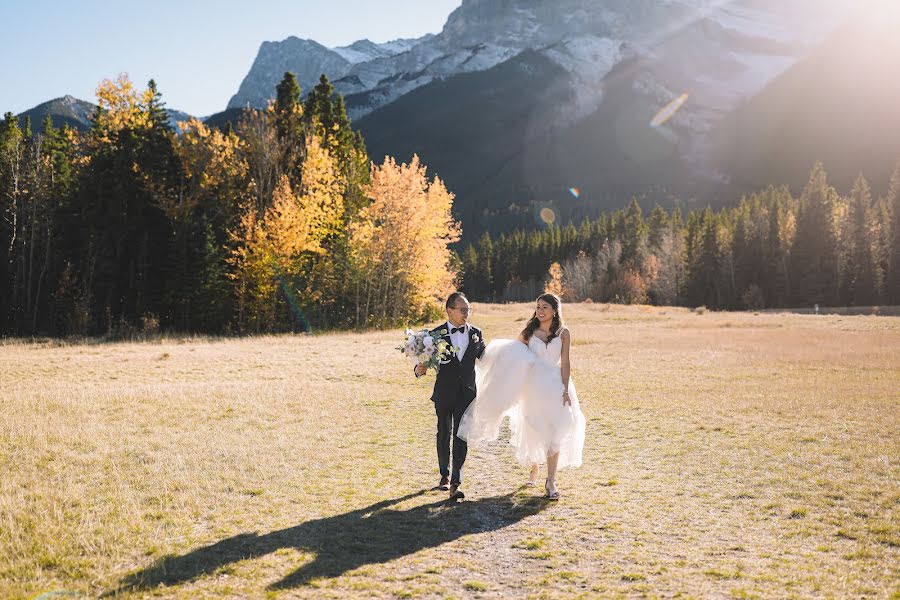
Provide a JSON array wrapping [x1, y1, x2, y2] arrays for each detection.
[[106, 489, 550, 594]]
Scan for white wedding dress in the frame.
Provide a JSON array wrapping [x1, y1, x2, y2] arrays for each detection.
[[458, 335, 585, 469]]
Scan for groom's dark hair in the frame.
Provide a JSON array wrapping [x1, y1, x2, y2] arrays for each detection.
[[446, 292, 468, 309]]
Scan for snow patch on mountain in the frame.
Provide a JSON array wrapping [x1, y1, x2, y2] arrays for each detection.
[[230, 0, 856, 130], [333, 37, 423, 64], [540, 36, 626, 123]]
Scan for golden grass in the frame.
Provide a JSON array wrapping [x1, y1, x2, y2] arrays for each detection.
[[1, 303, 898, 599]]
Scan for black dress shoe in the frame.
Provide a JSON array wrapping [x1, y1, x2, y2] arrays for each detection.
[[449, 484, 465, 499], [436, 476, 450, 491]]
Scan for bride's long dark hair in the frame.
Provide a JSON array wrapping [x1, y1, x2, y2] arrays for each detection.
[[521, 293, 564, 343]]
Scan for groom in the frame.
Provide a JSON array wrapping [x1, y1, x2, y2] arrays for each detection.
[[415, 292, 486, 499]]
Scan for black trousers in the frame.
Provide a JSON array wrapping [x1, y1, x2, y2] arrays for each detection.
[[435, 396, 470, 485]]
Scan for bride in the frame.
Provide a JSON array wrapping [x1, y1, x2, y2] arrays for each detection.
[[458, 293, 586, 499]]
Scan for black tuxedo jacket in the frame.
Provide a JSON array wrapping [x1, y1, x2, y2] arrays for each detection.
[[424, 324, 486, 408]]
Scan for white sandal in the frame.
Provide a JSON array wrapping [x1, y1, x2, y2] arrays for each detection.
[[525, 465, 539, 487], [545, 479, 560, 500]]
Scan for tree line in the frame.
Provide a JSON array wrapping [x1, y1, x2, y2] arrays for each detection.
[[4, 71, 900, 339], [1, 73, 458, 337], [459, 162, 900, 310]]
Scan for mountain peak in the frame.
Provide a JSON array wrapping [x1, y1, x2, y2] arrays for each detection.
[[228, 37, 353, 108], [228, 0, 854, 119], [17, 95, 194, 135], [280, 36, 329, 49]]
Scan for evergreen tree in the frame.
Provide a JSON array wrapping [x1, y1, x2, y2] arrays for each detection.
[[682, 209, 701, 302], [763, 196, 789, 307], [275, 72, 301, 115], [886, 160, 900, 304], [145, 79, 169, 131], [732, 195, 768, 307], [41, 115, 53, 140], [38, 117, 79, 334], [74, 75, 177, 333], [647, 204, 670, 250], [304, 74, 335, 134], [731, 203, 751, 304], [475, 231, 495, 300], [296, 73, 370, 218], [845, 174, 880, 305], [789, 162, 839, 307], [687, 208, 722, 307], [190, 219, 231, 332], [273, 71, 306, 188], [274, 71, 303, 142], [621, 197, 648, 269], [328, 92, 370, 218], [874, 196, 891, 304], [459, 244, 480, 298]]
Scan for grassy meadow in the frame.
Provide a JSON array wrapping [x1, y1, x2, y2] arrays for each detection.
[[1, 303, 898, 599]]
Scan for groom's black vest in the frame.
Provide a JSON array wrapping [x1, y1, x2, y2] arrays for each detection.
[[430, 324, 486, 407]]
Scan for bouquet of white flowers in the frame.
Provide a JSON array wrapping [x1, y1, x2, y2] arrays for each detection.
[[398, 327, 458, 373]]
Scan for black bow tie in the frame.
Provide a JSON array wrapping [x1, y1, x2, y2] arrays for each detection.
[[451, 326, 465, 334]]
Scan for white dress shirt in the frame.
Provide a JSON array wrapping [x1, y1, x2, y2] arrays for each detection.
[[447, 321, 469, 362]]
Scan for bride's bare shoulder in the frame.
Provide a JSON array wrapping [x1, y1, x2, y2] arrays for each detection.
[[560, 327, 572, 340]]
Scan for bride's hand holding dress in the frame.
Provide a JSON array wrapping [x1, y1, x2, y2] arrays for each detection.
[[457, 330, 585, 470]]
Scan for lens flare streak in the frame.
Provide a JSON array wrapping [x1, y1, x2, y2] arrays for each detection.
[[568, 187, 581, 199], [273, 263, 311, 332], [650, 93, 689, 128]]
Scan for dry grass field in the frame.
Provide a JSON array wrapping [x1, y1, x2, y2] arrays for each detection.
[[1, 303, 898, 599]]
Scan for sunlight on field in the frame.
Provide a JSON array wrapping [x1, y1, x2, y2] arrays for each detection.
[[1, 304, 898, 598]]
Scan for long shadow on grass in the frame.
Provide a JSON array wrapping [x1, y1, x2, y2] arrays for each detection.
[[108, 489, 548, 593]]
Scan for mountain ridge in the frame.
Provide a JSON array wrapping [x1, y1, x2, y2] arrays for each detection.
[[14, 95, 196, 134]]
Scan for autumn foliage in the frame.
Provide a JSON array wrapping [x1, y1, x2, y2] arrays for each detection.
[[0, 73, 462, 336], [351, 155, 460, 326]]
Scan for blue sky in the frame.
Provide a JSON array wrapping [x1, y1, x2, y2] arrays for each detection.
[[1, 0, 461, 117]]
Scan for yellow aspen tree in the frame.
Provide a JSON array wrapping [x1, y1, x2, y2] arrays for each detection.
[[298, 135, 345, 247], [266, 176, 319, 263], [229, 177, 308, 331], [351, 155, 460, 327], [172, 117, 250, 230], [227, 205, 276, 331], [177, 118, 247, 195], [227, 137, 344, 331], [298, 135, 348, 311], [94, 74, 151, 142], [545, 262, 565, 296]]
